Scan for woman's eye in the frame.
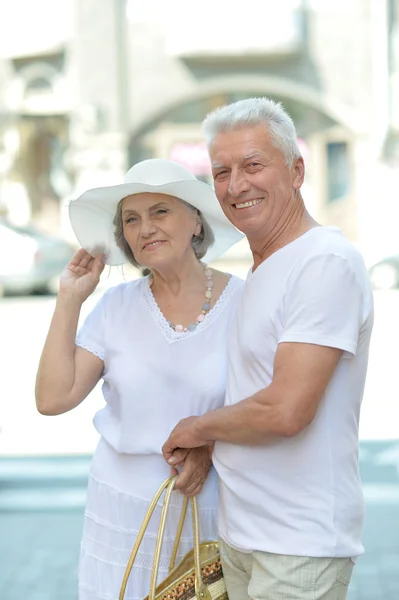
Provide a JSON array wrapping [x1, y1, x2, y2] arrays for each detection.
[[125, 217, 137, 224], [156, 209, 167, 215]]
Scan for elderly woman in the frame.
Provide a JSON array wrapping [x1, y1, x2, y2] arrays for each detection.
[[35, 159, 243, 600]]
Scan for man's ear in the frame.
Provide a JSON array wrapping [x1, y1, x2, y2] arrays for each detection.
[[293, 156, 305, 190]]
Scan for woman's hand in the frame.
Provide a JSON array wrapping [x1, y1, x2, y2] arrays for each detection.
[[171, 446, 213, 497], [60, 248, 105, 303]]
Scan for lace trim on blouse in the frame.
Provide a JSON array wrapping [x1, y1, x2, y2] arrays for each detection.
[[143, 275, 239, 342], [75, 339, 105, 361]]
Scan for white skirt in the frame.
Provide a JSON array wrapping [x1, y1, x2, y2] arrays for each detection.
[[79, 438, 219, 600]]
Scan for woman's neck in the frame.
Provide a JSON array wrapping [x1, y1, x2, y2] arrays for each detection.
[[150, 256, 206, 297]]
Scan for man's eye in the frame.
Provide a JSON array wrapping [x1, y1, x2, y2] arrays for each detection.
[[156, 209, 167, 215], [215, 171, 228, 179]]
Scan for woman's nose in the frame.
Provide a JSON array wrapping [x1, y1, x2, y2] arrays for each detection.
[[140, 218, 157, 237]]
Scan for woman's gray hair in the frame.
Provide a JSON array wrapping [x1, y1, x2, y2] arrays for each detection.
[[202, 97, 301, 167], [113, 197, 215, 269]]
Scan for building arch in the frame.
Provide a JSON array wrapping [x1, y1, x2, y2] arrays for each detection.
[[128, 75, 361, 243], [129, 74, 365, 139]]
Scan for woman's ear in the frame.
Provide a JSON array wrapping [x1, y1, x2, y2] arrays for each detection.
[[194, 220, 202, 237]]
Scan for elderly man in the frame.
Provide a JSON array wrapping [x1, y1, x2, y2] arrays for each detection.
[[163, 97, 373, 600]]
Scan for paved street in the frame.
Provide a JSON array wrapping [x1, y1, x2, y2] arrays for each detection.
[[0, 442, 398, 600], [0, 276, 398, 599], [0, 511, 84, 600]]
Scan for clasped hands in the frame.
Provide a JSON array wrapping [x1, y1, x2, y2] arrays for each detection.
[[162, 416, 213, 497]]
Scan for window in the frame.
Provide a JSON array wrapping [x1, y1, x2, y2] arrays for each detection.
[[25, 77, 52, 92], [326, 141, 350, 203]]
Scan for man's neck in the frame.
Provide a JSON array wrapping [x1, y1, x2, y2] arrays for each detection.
[[249, 205, 319, 271]]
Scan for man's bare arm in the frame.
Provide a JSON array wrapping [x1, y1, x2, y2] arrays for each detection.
[[163, 342, 343, 460]]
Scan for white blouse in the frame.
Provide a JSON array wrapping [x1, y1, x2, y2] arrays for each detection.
[[76, 275, 244, 455]]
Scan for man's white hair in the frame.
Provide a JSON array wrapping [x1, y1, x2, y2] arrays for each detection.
[[202, 97, 301, 167]]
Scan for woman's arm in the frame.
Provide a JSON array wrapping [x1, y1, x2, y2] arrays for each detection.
[[35, 249, 105, 416]]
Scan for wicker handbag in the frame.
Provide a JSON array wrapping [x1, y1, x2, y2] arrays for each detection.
[[119, 475, 228, 600]]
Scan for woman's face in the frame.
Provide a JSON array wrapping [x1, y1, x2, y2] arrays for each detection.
[[121, 193, 201, 269]]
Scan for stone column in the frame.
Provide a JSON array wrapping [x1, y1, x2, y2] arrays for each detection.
[[62, 0, 130, 239]]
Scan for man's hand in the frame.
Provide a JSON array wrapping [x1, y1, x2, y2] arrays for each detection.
[[162, 416, 209, 463], [171, 446, 212, 497]]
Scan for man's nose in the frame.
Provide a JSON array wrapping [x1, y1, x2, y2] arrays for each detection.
[[228, 169, 251, 197]]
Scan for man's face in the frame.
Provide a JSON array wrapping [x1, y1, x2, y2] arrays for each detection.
[[209, 125, 304, 238]]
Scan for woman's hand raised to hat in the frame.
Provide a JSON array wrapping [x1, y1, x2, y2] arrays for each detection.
[[60, 248, 105, 303]]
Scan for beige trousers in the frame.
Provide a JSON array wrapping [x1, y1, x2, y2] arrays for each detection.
[[219, 539, 354, 600]]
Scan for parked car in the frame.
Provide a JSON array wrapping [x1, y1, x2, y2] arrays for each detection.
[[368, 255, 399, 290], [0, 219, 75, 296]]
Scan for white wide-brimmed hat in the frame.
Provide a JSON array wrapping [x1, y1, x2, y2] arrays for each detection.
[[68, 158, 243, 266]]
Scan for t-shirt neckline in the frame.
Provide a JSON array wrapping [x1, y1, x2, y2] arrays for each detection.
[[248, 226, 342, 279]]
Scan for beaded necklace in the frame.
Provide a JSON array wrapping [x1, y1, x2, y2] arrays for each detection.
[[150, 266, 214, 333]]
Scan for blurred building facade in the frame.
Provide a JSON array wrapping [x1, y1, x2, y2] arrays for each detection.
[[0, 0, 398, 262]]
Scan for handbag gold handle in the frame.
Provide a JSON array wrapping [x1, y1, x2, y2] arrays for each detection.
[[119, 476, 211, 600], [169, 494, 189, 572]]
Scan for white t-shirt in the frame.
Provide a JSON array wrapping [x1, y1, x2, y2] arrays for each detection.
[[76, 275, 244, 455], [212, 227, 374, 558]]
